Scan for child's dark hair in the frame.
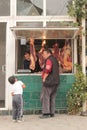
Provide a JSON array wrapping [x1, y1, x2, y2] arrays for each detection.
[[8, 76, 16, 84]]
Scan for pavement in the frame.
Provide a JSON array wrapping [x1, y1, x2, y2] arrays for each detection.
[[0, 114, 87, 130]]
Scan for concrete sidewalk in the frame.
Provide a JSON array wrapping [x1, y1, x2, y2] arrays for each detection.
[[0, 114, 87, 130]]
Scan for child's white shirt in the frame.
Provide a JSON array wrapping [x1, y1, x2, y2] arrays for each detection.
[[11, 81, 24, 95]]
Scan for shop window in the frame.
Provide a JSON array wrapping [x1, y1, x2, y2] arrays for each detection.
[[17, 0, 43, 16], [16, 39, 73, 74], [17, 22, 43, 28], [46, 0, 69, 15], [46, 21, 75, 28], [0, 0, 10, 16]]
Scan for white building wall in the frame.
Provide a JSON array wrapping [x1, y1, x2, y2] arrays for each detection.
[[6, 21, 16, 109]]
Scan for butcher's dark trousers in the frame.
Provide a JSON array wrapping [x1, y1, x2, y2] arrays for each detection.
[[40, 85, 58, 114]]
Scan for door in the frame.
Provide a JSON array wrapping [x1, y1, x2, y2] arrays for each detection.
[[0, 23, 6, 107]]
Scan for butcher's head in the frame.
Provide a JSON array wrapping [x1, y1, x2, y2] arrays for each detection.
[[42, 48, 52, 59]]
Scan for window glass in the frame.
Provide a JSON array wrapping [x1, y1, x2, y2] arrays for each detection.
[[17, 0, 43, 16], [46, 0, 69, 15], [0, 0, 10, 16], [17, 22, 43, 28], [46, 21, 75, 28]]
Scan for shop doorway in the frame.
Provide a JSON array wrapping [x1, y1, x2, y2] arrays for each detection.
[[0, 23, 6, 107]]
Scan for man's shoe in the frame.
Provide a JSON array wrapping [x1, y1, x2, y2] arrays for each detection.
[[39, 114, 50, 119]]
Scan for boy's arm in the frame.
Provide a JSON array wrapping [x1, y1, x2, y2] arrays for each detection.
[[11, 92, 14, 96], [22, 84, 26, 89]]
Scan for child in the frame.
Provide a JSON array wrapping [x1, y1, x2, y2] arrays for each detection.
[[8, 76, 26, 122]]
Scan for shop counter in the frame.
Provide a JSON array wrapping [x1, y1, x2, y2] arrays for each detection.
[[15, 74, 75, 112]]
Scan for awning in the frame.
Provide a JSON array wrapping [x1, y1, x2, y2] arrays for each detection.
[[10, 26, 79, 40]]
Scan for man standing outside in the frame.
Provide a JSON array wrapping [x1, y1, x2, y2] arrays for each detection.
[[40, 48, 59, 118]]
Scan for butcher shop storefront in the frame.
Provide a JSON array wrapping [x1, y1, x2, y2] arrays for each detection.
[[10, 26, 79, 112]]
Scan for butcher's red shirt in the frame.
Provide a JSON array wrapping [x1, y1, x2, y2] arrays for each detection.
[[42, 59, 52, 79]]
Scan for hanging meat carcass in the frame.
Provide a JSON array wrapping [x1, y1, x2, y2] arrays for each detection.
[[29, 38, 36, 70], [38, 40, 46, 69]]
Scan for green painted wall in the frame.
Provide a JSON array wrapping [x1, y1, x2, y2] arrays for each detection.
[[16, 74, 75, 111]]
